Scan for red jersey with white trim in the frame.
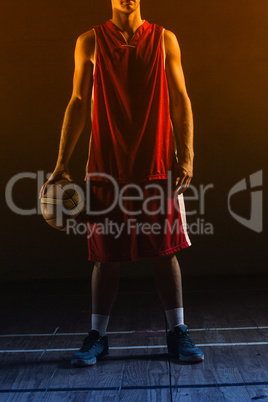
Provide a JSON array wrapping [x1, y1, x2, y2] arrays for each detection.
[[86, 20, 177, 183]]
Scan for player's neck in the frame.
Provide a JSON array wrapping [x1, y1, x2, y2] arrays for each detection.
[[111, 9, 143, 38]]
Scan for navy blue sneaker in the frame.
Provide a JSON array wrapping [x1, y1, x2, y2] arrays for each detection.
[[71, 330, 109, 367], [167, 324, 204, 363]]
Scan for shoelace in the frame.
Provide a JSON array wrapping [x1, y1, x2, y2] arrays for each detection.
[[176, 330, 196, 348], [80, 335, 100, 352]]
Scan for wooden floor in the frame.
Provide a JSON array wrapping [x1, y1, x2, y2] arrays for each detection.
[[0, 274, 268, 401]]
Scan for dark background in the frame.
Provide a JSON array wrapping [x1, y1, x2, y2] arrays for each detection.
[[1, 0, 267, 281]]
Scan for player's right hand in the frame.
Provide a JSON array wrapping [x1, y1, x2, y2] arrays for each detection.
[[39, 167, 74, 199]]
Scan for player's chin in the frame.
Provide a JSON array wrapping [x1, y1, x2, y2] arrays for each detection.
[[122, 5, 135, 11]]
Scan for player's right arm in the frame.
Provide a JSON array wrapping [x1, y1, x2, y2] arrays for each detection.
[[39, 30, 95, 198]]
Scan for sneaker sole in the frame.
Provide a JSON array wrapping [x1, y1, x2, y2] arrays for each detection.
[[179, 354, 204, 362], [168, 349, 204, 363], [71, 351, 109, 367], [71, 357, 97, 367]]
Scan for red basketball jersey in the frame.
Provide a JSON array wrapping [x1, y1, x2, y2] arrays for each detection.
[[85, 20, 177, 183]]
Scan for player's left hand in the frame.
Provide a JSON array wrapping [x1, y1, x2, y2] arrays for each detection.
[[173, 159, 193, 195]]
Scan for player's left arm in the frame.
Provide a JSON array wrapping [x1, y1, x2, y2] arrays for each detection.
[[164, 29, 194, 194]]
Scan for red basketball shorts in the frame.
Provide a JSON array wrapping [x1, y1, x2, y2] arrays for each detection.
[[85, 179, 191, 262]]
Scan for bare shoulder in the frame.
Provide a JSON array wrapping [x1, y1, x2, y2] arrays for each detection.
[[75, 29, 95, 64], [164, 29, 181, 57]]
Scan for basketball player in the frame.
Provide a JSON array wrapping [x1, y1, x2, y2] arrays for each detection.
[[40, 0, 204, 365]]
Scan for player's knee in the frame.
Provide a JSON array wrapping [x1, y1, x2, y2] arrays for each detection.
[[152, 253, 176, 267], [95, 261, 120, 271]]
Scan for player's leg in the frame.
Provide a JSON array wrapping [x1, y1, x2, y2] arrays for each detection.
[[71, 261, 120, 367], [153, 253, 183, 311], [91, 261, 120, 316], [153, 253, 204, 362]]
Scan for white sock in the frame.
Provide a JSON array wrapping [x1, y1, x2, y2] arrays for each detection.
[[91, 313, 110, 337], [165, 307, 184, 330]]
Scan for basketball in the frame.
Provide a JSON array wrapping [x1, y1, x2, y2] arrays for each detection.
[[40, 179, 86, 231]]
